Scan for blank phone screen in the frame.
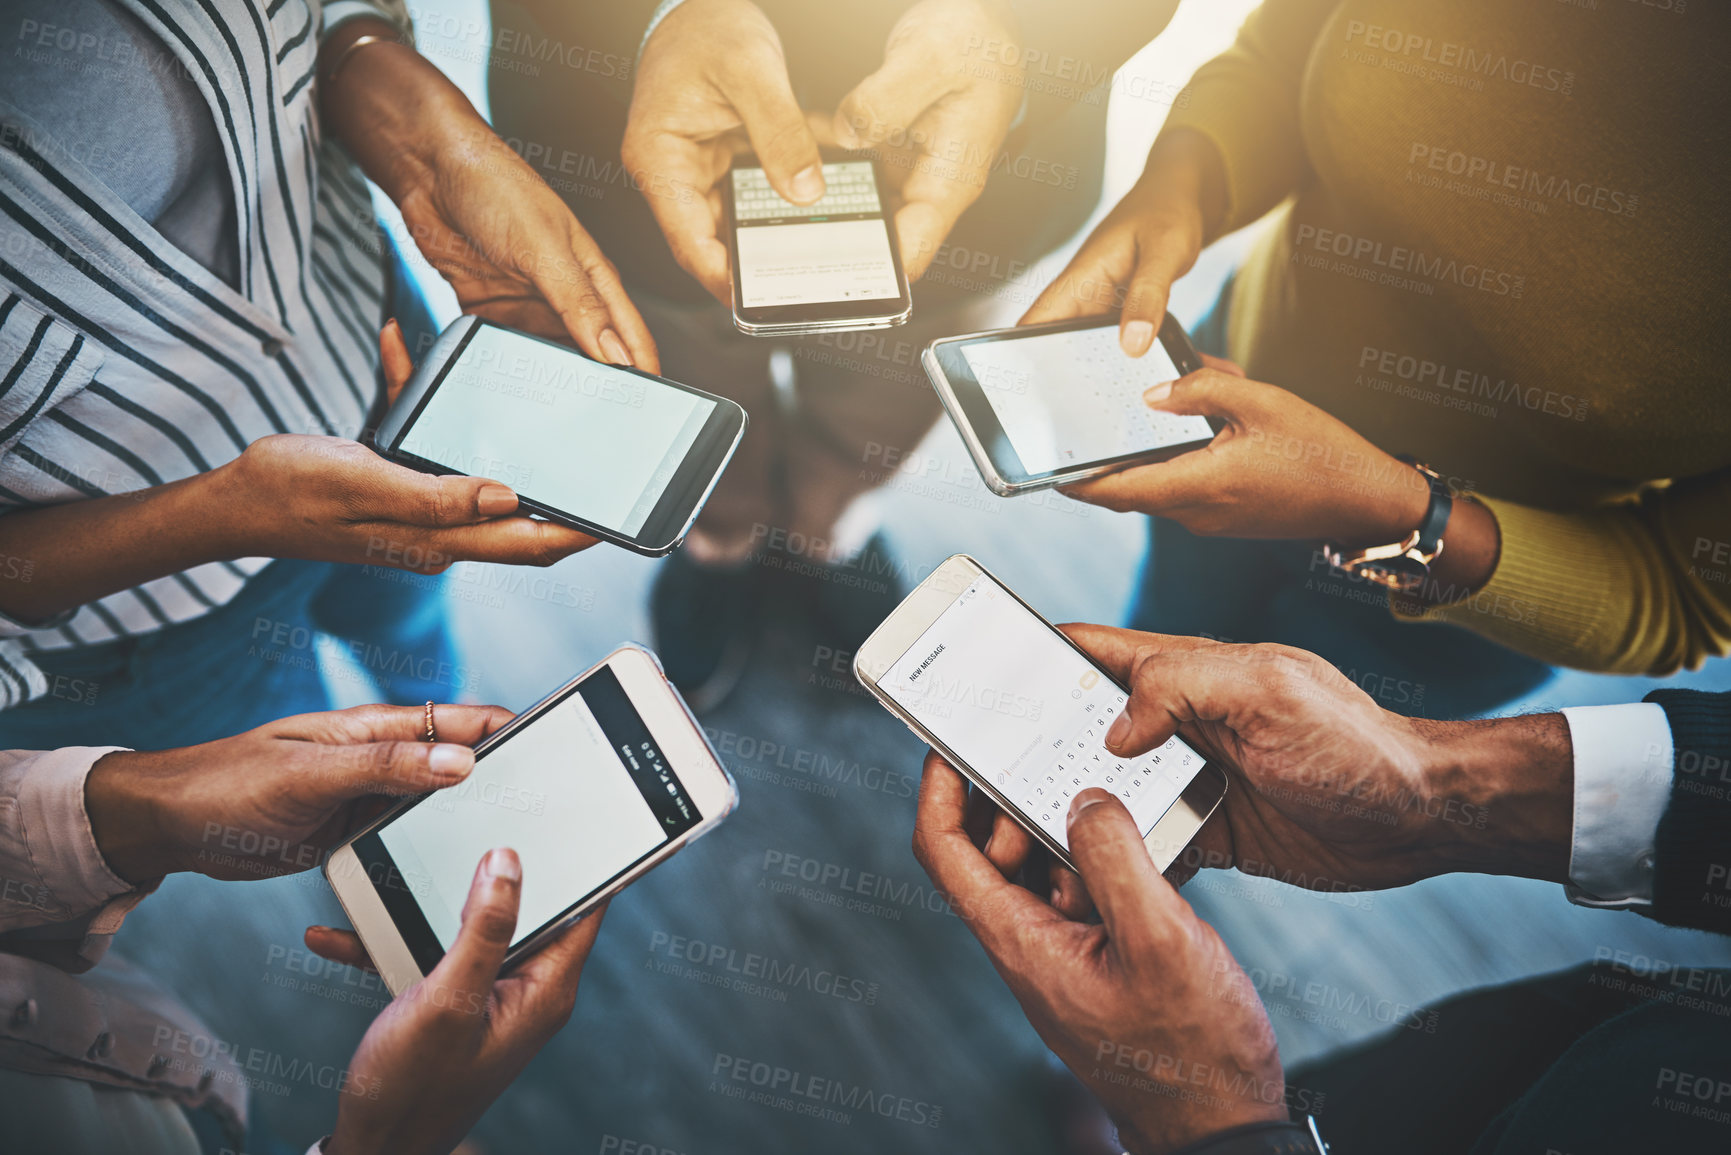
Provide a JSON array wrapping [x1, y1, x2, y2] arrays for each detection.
[[958, 325, 1213, 474], [364, 666, 703, 952], [399, 325, 717, 536], [732, 162, 901, 308]]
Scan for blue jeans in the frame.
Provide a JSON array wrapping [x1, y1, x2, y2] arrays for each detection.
[[1128, 279, 1552, 720], [0, 559, 459, 750]]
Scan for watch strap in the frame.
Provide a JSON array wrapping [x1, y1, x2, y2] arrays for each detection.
[[1162, 1118, 1327, 1155], [1401, 456, 1452, 555]]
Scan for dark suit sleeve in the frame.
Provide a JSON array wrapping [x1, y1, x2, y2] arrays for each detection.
[[1644, 688, 1731, 934]]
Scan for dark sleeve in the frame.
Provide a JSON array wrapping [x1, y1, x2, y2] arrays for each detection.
[[1644, 688, 1731, 935]]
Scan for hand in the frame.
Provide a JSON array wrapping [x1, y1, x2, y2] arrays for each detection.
[[623, 0, 826, 302], [1022, 129, 1227, 356], [321, 849, 606, 1155], [1061, 366, 1441, 547], [914, 755, 1287, 1154], [1059, 624, 1575, 890], [321, 21, 658, 370], [210, 324, 597, 575], [84, 704, 514, 884], [831, 0, 1026, 282]]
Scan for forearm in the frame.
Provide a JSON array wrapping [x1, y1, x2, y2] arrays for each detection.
[[1414, 712, 1574, 884], [318, 19, 481, 205], [0, 470, 240, 622]]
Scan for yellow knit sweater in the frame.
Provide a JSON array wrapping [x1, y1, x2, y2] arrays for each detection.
[[1163, 0, 1730, 674]]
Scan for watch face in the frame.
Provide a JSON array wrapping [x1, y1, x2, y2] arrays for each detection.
[[1357, 555, 1428, 592]]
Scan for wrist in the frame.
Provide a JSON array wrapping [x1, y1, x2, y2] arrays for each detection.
[[1143, 128, 1228, 241], [1413, 713, 1573, 883], [85, 751, 174, 884]]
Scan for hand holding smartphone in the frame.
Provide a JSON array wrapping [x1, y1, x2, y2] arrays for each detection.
[[853, 556, 1226, 873], [325, 646, 738, 996], [923, 315, 1221, 496], [375, 318, 747, 556], [723, 156, 912, 336]]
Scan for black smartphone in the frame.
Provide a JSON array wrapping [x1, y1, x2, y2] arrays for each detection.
[[375, 317, 748, 556], [723, 156, 913, 336]]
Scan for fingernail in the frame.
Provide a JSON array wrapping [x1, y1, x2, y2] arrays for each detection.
[[1068, 789, 1111, 827], [1143, 380, 1175, 405], [599, 328, 632, 366], [790, 165, 825, 203], [486, 848, 521, 883], [1049, 887, 1062, 906], [1121, 319, 1155, 357], [428, 743, 473, 777], [477, 484, 517, 517], [382, 317, 402, 339], [1106, 711, 1132, 750]]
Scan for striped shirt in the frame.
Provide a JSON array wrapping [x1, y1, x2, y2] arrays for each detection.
[[0, 0, 408, 708]]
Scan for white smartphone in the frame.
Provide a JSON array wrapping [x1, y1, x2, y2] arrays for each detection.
[[853, 555, 1226, 873], [375, 316, 748, 556], [324, 645, 738, 996], [724, 157, 913, 337], [922, 315, 1221, 496]]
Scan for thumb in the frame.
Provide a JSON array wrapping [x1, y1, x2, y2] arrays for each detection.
[[730, 66, 826, 205], [833, 53, 955, 151], [1065, 790, 1186, 957], [426, 848, 521, 1008], [1143, 367, 1271, 424]]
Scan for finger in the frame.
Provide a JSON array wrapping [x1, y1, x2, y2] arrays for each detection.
[[426, 848, 521, 1008], [1055, 623, 1214, 685], [623, 134, 732, 301], [1144, 367, 1273, 423], [1199, 352, 1245, 378], [729, 63, 826, 205], [1020, 220, 1139, 326], [273, 703, 516, 749], [1047, 862, 1095, 921], [890, 96, 1004, 281], [355, 457, 523, 530], [520, 219, 662, 375], [514, 899, 607, 991], [422, 517, 599, 569], [913, 751, 1054, 952], [981, 808, 1036, 879], [1115, 222, 1200, 358], [1065, 790, 1187, 955], [1057, 453, 1214, 516], [832, 49, 955, 151], [379, 320, 414, 406], [301, 738, 475, 804], [304, 926, 378, 973]]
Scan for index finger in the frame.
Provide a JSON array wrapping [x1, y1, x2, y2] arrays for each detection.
[[1058, 452, 1212, 515], [1065, 790, 1188, 957], [913, 752, 1058, 954]]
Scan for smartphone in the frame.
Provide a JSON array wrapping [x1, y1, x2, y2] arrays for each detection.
[[723, 157, 913, 336], [853, 555, 1226, 873], [324, 645, 738, 996], [375, 316, 748, 556], [922, 315, 1221, 496]]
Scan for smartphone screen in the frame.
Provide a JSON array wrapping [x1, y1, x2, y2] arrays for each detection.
[[392, 324, 727, 544], [351, 665, 703, 969], [731, 162, 902, 309], [877, 573, 1206, 851], [957, 324, 1214, 475]]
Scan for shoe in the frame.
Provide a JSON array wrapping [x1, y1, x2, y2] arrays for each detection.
[[768, 532, 907, 654], [649, 548, 757, 713]]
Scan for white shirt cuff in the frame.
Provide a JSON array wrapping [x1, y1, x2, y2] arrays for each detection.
[[1563, 703, 1673, 908]]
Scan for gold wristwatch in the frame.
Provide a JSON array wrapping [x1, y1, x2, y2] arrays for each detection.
[[1321, 460, 1452, 593]]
